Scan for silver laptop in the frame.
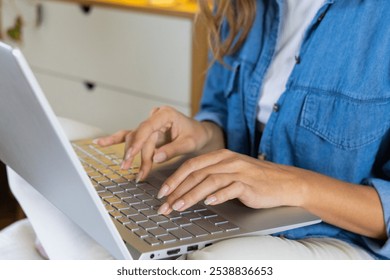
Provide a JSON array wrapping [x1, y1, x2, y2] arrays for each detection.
[[0, 42, 320, 260]]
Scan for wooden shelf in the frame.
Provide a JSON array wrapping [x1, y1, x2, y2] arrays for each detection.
[[52, 0, 199, 18]]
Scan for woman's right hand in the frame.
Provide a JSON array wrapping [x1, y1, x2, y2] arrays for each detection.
[[94, 106, 224, 181]]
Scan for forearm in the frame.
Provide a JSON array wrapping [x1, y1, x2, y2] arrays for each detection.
[[297, 171, 387, 240]]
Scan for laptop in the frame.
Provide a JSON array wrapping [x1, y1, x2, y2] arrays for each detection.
[[0, 42, 320, 260]]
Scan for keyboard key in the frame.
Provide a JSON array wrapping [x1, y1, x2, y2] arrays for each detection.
[[160, 221, 179, 230], [136, 194, 153, 202], [104, 197, 122, 204], [98, 191, 113, 199], [132, 203, 150, 211], [141, 184, 158, 192], [134, 229, 149, 238], [144, 236, 161, 246], [194, 219, 223, 234], [146, 178, 163, 188], [143, 236, 160, 246], [145, 188, 158, 197], [99, 169, 114, 175], [94, 176, 110, 183], [159, 234, 177, 244], [181, 212, 201, 221], [113, 203, 130, 211], [123, 197, 141, 205], [123, 174, 137, 181], [117, 216, 131, 225], [208, 216, 229, 225], [127, 188, 144, 196], [130, 214, 148, 223], [109, 211, 123, 219], [99, 181, 117, 188], [184, 224, 209, 237], [190, 204, 208, 212], [107, 173, 121, 180], [170, 228, 193, 240], [145, 199, 162, 208], [150, 215, 169, 224], [125, 222, 140, 231], [166, 212, 181, 220], [138, 221, 158, 230], [94, 185, 106, 193], [121, 208, 139, 217], [108, 186, 124, 194], [113, 177, 128, 185], [116, 192, 132, 199], [198, 210, 218, 218], [174, 217, 192, 227], [218, 222, 240, 232], [105, 204, 115, 212], [110, 165, 121, 171], [148, 227, 168, 237], [88, 171, 101, 178], [140, 209, 159, 218]]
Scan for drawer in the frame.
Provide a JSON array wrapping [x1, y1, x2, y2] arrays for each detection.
[[34, 71, 190, 134], [2, 0, 193, 106]]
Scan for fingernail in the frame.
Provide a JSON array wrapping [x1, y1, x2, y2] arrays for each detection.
[[153, 152, 167, 163], [125, 148, 133, 161], [92, 138, 99, 145], [204, 196, 217, 205], [158, 202, 170, 215], [172, 200, 185, 211], [136, 171, 143, 183], [157, 184, 170, 199]]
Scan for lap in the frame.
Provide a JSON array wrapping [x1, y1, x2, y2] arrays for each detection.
[[187, 235, 373, 260]]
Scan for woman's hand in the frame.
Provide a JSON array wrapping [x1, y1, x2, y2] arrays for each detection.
[[94, 106, 224, 181], [156, 149, 386, 240], [157, 149, 307, 215]]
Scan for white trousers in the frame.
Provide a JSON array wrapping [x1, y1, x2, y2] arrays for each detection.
[[187, 236, 373, 260], [2, 117, 374, 260]]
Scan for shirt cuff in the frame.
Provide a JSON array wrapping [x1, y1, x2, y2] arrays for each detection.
[[362, 177, 390, 258]]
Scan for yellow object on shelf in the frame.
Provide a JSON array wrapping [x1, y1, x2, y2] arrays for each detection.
[[88, 0, 198, 17]]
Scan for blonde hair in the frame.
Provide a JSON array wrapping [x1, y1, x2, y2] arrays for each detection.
[[197, 0, 256, 62]]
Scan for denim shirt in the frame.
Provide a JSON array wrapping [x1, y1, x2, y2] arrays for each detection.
[[194, 0, 390, 259]]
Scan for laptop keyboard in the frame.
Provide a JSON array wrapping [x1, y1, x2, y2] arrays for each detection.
[[72, 141, 239, 247]]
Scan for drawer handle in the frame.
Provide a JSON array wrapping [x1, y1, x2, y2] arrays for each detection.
[[36, 4, 44, 27], [84, 81, 96, 91], [80, 5, 93, 15]]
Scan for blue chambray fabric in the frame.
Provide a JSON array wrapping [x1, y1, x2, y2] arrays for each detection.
[[194, 0, 390, 259]]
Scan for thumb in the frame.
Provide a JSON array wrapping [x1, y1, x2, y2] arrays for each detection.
[[153, 138, 194, 163]]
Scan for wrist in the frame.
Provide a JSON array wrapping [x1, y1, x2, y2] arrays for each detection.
[[200, 121, 225, 150]]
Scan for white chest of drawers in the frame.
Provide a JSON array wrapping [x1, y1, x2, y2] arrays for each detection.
[[1, 0, 207, 133]]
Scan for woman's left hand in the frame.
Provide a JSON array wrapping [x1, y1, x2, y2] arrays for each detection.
[[157, 149, 309, 215]]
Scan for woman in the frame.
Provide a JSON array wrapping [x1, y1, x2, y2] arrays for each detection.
[[96, 0, 390, 259]]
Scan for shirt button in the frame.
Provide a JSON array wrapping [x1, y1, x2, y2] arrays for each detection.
[[258, 153, 267, 161], [273, 103, 280, 112]]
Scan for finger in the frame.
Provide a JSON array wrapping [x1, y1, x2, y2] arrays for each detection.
[[204, 181, 247, 206], [93, 130, 131, 147], [157, 158, 240, 212], [161, 149, 234, 197], [120, 132, 135, 170], [124, 107, 175, 160], [152, 136, 196, 164], [167, 173, 239, 212], [137, 131, 160, 182]]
